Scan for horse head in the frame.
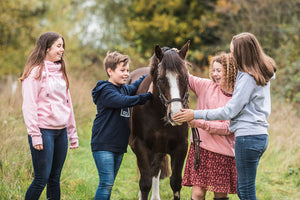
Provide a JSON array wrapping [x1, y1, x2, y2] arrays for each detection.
[[149, 40, 190, 126]]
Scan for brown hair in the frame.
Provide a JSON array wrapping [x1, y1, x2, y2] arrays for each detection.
[[209, 53, 238, 94], [103, 51, 130, 77], [19, 32, 69, 89], [231, 32, 276, 86]]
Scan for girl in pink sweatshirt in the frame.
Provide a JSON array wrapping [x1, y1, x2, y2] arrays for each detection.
[[182, 53, 237, 200], [19, 32, 79, 200]]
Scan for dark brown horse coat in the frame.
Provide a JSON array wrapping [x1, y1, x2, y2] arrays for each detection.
[[127, 41, 190, 200]]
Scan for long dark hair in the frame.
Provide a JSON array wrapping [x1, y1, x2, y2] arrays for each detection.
[[19, 32, 69, 89], [232, 32, 276, 86]]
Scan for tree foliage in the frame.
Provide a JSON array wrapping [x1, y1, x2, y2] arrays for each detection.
[[0, 0, 48, 75], [219, 0, 300, 111], [123, 0, 220, 63], [0, 0, 299, 109], [0, 0, 85, 76], [72, 0, 130, 50]]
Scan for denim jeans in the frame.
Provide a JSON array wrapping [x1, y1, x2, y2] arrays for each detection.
[[235, 134, 268, 200], [92, 151, 124, 200], [25, 128, 68, 200]]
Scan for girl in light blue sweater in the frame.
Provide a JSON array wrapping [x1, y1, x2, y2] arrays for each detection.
[[173, 32, 276, 200]]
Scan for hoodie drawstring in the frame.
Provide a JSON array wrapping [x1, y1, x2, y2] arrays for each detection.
[[44, 62, 69, 104]]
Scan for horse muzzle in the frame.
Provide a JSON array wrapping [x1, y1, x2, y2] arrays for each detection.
[[168, 108, 183, 126]]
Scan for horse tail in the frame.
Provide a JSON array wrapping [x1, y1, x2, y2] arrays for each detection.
[[159, 155, 171, 179]]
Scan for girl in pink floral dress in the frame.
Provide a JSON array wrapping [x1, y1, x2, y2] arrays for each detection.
[[182, 53, 237, 200]]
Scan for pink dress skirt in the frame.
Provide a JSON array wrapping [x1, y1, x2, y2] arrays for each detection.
[[182, 143, 237, 194]]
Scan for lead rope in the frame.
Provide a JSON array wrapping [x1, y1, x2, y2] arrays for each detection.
[[186, 72, 201, 170], [192, 127, 201, 170]]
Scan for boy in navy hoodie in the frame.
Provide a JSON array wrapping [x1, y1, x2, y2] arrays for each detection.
[[91, 51, 152, 200]]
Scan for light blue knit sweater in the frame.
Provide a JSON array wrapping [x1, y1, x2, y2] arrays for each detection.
[[194, 71, 275, 137]]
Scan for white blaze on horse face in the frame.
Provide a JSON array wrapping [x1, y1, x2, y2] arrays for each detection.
[[166, 71, 183, 126]]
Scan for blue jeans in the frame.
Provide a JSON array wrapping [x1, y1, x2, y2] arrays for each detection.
[[92, 151, 124, 200], [25, 128, 68, 200], [235, 134, 268, 200]]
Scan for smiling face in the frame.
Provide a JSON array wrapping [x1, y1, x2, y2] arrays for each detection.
[[45, 38, 64, 62], [212, 61, 224, 86], [108, 62, 130, 86]]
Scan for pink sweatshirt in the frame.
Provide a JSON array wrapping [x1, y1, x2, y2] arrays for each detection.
[[22, 61, 78, 147], [189, 73, 235, 157]]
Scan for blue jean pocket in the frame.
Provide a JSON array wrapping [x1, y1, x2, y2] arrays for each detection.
[[247, 135, 268, 156]]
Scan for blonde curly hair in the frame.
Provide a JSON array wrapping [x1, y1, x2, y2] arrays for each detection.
[[209, 53, 238, 94]]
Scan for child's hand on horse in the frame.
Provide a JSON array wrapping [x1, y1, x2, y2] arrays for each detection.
[[173, 108, 194, 122]]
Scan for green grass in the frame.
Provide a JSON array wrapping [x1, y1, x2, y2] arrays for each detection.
[[1, 78, 299, 200]]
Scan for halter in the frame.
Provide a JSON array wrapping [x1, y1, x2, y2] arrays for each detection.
[[156, 74, 189, 109]]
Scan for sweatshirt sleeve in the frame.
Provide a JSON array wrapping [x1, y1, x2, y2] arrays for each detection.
[[127, 74, 147, 95], [188, 73, 211, 96], [194, 72, 255, 121], [100, 85, 152, 108], [66, 90, 79, 147], [194, 119, 232, 135], [22, 75, 43, 146]]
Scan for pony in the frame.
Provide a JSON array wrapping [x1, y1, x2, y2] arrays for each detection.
[[127, 41, 190, 200]]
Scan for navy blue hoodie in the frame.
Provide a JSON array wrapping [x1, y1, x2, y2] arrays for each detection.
[[91, 75, 151, 153]]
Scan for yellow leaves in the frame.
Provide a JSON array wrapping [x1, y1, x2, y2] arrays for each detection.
[[152, 13, 176, 32], [134, 0, 155, 13], [193, 36, 201, 44], [189, 50, 204, 63], [216, 0, 240, 14], [208, 55, 214, 64], [195, 51, 204, 61]]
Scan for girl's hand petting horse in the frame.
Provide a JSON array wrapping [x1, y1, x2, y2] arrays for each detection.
[[173, 108, 194, 123]]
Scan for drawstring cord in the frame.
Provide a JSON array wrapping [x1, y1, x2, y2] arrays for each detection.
[[44, 62, 69, 104]]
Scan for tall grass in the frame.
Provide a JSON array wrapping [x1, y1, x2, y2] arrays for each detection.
[[0, 74, 299, 199]]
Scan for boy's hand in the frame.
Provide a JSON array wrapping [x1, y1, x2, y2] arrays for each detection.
[[148, 82, 153, 93]]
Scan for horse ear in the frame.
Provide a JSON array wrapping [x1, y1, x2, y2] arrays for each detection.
[[179, 40, 190, 60], [155, 45, 164, 61]]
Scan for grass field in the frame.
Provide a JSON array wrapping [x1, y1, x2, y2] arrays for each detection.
[[0, 76, 299, 200]]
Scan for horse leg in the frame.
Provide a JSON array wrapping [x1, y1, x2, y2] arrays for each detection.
[[151, 169, 161, 200], [169, 143, 188, 200], [150, 153, 166, 200], [133, 139, 153, 200]]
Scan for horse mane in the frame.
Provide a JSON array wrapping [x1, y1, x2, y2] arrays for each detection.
[[149, 47, 186, 78], [149, 54, 159, 77], [161, 50, 186, 73]]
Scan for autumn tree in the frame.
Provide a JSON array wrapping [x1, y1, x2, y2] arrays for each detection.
[[0, 0, 48, 75], [122, 0, 221, 65]]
